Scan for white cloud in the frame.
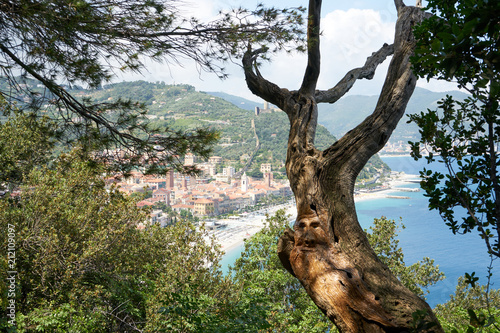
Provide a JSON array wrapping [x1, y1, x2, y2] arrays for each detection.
[[317, 9, 396, 95], [251, 9, 396, 97], [117, 4, 460, 100]]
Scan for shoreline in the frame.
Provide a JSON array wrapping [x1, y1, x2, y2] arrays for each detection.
[[214, 203, 297, 253], [354, 172, 420, 202], [212, 172, 420, 254]]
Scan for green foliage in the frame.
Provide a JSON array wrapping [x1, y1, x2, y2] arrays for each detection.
[[0, 107, 58, 188], [412, 0, 499, 88], [1, 155, 148, 331], [409, 94, 500, 257], [0, 153, 229, 332], [434, 277, 500, 333], [230, 210, 333, 332], [410, 309, 439, 333], [366, 217, 445, 298], [410, 1, 500, 258], [152, 280, 271, 333]]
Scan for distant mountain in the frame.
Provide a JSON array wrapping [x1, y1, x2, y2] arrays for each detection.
[[204, 91, 263, 111], [318, 87, 470, 143]]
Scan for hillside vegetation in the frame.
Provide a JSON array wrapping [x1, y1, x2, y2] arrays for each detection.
[[94, 81, 389, 180]]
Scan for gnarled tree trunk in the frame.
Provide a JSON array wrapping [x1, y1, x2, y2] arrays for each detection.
[[243, 1, 442, 332]]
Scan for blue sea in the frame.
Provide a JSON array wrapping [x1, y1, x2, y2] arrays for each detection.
[[221, 156, 500, 308]]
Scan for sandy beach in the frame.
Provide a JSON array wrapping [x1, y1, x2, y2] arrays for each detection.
[[354, 172, 420, 202], [207, 203, 296, 253], [208, 172, 420, 253]]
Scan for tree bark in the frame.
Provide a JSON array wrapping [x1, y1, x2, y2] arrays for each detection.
[[244, 1, 443, 332]]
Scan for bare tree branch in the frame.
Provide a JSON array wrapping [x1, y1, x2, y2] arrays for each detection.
[[242, 47, 290, 110], [323, 4, 425, 181], [315, 43, 394, 104], [395, 0, 406, 13], [299, 0, 322, 95]]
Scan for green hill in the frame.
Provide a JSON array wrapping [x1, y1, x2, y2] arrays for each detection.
[[94, 81, 388, 180], [94, 81, 324, 160], [203, 91, 262, 111]]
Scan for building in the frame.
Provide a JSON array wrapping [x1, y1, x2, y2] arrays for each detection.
[[209, 156, 222, 164], [125, 171, 143, 184], [223, 166, 235, 178], [171, 204, 194, 214], [215, 174, 231, 183], [260, 163, 272, 173], [184, 153, 196, 166], [166, 171, 174, 188], [241, 172, 249, 192], [152, 188, 171, 205], [194, 198, 215, 216], [144, 178, 166, 190], [264, 172, 272, 188]]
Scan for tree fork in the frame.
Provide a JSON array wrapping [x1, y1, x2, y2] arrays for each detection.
[[244, 1, 442, 332]]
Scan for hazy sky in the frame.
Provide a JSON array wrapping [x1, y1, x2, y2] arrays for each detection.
[[119, 0, 457, 101]]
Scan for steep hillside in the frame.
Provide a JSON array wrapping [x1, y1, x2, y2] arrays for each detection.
[[93, 81, 339, 171], [204, 91, 262, 111]]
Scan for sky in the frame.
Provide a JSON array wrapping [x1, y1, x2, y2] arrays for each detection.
[[119, 0, 458, 102]]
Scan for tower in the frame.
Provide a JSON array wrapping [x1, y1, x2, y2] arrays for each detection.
[[264, 172, 271, 188], [167, 170, 174, 188], [241, 172, 248, 192]]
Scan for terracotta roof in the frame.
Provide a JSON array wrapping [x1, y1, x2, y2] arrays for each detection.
[[195, 198, 214, 204], [137, 200, 155, 207], [172, 204, 193, 209], [153, 188, 170, 195], [147, 179, 167, 183]]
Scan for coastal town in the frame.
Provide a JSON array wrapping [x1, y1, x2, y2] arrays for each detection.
[[106, 148, 422, 235], [109, 153, 293, 228]]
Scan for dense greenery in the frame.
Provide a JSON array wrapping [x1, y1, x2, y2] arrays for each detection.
[[434, 277, 500, 333], [410, 0, 500, 258], [0, 152, 261, 332], [0, 106, 57, 188], [230, 210, 332, 332], [0, 157, 496, 332]]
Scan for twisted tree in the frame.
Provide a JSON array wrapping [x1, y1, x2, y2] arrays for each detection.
[[243, 0, 443, 332]]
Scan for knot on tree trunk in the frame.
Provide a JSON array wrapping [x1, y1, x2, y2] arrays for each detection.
[[277, 227, 296, 277]]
